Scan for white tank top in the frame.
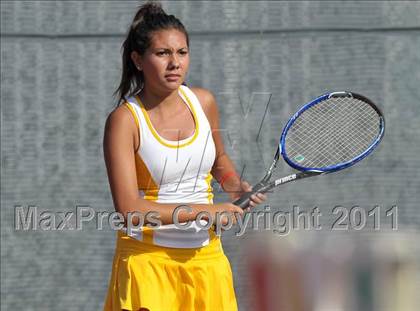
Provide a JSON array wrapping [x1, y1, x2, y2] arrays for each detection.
[[122, 85, 217, 248]]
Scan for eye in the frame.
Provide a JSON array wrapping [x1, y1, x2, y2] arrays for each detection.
[[156, 51, 170, 56], [179, 50, 189, 56]]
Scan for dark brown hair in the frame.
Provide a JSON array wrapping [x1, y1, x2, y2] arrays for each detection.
[[114, 2, 189, 105]]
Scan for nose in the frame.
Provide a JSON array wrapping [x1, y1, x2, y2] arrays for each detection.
[[169, 54, 180, 69]]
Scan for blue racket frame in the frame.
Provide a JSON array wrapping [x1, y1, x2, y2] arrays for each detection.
[[234, 91, 385, 209], [279, 91, 385, 173]]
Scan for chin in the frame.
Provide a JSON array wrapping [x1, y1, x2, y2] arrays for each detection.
[[162, 81, 183, 91]]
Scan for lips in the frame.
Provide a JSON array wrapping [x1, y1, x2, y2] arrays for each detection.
[[165, 74, 181, 82]]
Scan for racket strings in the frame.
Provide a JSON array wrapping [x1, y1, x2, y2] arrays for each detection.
[[291, 99, 379, 166], [285, 97, 381, 168], [295, 101, 378, 166]]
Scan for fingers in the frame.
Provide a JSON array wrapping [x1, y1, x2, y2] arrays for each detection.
[[257, 192, 267, 201], [233, 180, 268, 209], [233, 205, 244, 216], [220, 205, 243, 226], [241, 181, 252, 192], [248, 192, 267, 207]]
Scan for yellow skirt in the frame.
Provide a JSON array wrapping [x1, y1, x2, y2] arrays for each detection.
[[103, 230, 238, 311]]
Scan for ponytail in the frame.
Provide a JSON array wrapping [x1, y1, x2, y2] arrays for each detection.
[[114, 2, 189, 105]]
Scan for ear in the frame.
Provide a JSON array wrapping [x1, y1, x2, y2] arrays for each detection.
[[130, 51, 142, 71]]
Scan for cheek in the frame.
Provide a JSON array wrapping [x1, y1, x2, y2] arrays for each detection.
[[143, 59, 165, 75], [182, 57, 190, 70]]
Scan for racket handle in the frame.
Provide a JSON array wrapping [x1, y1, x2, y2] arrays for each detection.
[[233, 183, 270, 209], [233, 192, 256, 209]]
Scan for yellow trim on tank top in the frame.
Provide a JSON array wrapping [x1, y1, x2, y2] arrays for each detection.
[[135, 87, 200, 148], [123, 102, 140, 130], [206, 171, 216, 239], [134, 153, 159, 244], [205, 172, 214, 203]]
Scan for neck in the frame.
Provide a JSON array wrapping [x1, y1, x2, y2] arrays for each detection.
[[139, 84, 180, 111]]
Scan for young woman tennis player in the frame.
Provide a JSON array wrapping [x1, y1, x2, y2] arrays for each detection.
[[102, 3, 266, 311]]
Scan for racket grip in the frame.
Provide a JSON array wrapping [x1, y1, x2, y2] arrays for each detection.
[[233, 192, 256, 209], [233, 183, 267, 209]]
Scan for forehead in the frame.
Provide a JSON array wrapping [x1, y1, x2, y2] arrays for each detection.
[[149, 29, 188, 49]]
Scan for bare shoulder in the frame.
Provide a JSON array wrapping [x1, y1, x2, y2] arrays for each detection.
[[189, 87, 219, 123], [105, 103, 136, 132], [104, 103, 139, 151], [190, 87, 216, 104]]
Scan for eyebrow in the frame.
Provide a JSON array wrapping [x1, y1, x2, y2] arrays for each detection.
[[153, 47, 188, 52]]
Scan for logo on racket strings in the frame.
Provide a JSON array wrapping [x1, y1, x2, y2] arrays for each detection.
[[294, 154, 305, 162]]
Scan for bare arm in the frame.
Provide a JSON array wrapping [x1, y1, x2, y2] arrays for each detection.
[[103, 104, 242, 226], [192, 88, 267, 206], [191, 88, 246, 199]]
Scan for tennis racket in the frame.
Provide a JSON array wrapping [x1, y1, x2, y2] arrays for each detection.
[[233, 91, 385, 209]]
